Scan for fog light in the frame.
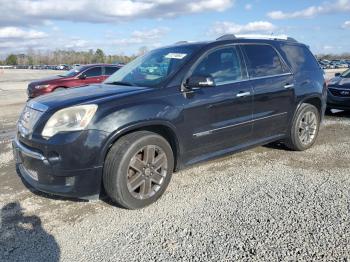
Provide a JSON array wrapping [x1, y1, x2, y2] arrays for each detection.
[[47, 151, 60, 163]]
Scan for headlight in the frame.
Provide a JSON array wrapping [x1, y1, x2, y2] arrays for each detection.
[[42, 104, 98, 138], [35, 84, 50, 89]]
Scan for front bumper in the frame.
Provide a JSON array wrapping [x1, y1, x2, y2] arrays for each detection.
[[327, 88, 350, 110], [12, 130, 109, 199]]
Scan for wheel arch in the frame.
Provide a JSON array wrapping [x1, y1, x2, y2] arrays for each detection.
[[296, 95, 324, 119], [100, 121, 181, 171]]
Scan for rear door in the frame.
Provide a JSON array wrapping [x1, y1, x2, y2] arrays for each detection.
[[103, 66, 120, 81], [181, 46, 254, 162], [241, 44, 295, 140]]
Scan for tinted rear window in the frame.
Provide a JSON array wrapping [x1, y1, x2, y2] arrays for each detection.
[[279, 44, 320, 71], [105, 66, 119, 75], [241, 44, 286, 78]]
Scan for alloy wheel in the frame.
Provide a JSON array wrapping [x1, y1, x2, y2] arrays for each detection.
[[298, 111, 318, 146], [126, 145, 168, 200]]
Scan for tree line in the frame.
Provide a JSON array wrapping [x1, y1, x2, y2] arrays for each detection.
[[0, 48, 138, 66], [2, 48, 349, 66]]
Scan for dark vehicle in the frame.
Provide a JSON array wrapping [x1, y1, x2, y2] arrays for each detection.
[[27, 64, 122, 98], [13, 35, 326, 209], [327, 68, 350, 111]]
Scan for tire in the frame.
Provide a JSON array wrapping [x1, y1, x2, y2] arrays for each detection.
[[103, 131, 174, 209], [285, 103, 320, 151]]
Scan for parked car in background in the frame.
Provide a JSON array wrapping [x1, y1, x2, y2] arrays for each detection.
[[14, 35, 326, 209], [318, 59, 349, 69], [57, 64, 70, 70], [27, 64, 123, 98], [327, 68, 350, 111]]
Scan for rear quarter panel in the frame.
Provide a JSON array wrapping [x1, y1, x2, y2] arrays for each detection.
[[276, 42, 326, 118]]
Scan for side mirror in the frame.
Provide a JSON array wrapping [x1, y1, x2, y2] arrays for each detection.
[[335, 72, 341, 77], [78, 74, 87, 80], [185, 75, 215, 89]]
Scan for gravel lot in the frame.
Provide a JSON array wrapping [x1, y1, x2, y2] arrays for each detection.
[[0, 69, 350, 261]]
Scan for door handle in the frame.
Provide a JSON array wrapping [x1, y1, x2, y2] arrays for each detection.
[[236, 91, 251, 97], [284, 83, 294, 89]]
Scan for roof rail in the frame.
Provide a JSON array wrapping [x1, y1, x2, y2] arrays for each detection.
[[216, 34, 237, 41], [216, 34, 298, 43], [286, 37, 298, 42]]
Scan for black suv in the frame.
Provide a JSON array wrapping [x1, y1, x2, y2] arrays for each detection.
[[13, 35, 326, 209]]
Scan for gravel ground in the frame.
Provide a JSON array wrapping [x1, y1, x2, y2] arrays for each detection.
[[0, 69, 350, 261]]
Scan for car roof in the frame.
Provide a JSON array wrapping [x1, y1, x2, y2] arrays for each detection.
[[163, 34, 306, 50], [82, 64, 121, 67], [77, 64, 122, 70]]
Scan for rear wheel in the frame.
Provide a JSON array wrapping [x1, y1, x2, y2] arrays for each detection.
[[103, 131, 174, 209], [285, 103, 320, 151]]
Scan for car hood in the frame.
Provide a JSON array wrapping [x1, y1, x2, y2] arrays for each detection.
[[32, 83, 151, 110], [328, 76, 350, 88], [28, 75, 65, 86]]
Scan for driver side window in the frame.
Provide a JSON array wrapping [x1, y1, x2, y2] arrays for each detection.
[[192, 47, 244, 85], [84, 67, 102, 78]]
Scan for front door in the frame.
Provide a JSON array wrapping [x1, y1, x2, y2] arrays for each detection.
[[180, 46, 254, 163]]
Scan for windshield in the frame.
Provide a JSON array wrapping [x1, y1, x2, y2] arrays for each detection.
[[341, 68, 350, 78], [104, 46, 199, 87], [59, 66, 84, 77]]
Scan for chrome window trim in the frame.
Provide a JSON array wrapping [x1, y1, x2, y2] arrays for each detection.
[[214, 72, 293, 87], [193, 112, 288, 137], [182, 42, 294, 90], [246, 72, 293, 82]]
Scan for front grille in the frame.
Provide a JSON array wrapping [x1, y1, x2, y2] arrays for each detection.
[[329, 88, 350, 97], [17, 101, 47, 137]]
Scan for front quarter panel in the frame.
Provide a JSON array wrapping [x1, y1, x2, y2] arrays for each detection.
[[90, 88, 184, 162], [92, 93, 182, 133]]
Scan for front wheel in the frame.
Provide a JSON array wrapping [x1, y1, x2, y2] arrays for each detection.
[[285, 103, 320, 151], [103, 131, 174, 209]]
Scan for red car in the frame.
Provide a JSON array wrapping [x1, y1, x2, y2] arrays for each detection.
[[27, 64, 122, 98]]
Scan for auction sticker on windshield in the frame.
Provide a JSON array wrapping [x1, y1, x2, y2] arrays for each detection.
[[165, 53, 187, 59]]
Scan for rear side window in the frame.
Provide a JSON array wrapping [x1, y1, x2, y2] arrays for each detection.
[[192, 47, 244, 85], [84, 67, 102, 77], [105, 66, 119, 75], [242, 45, 286, 78], [279, 44, 320, 71]]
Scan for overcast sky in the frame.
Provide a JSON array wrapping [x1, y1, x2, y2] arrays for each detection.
[[0, 0, 349, 57]]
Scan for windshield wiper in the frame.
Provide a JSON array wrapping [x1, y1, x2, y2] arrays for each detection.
[[105, 81, 135, 86]]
